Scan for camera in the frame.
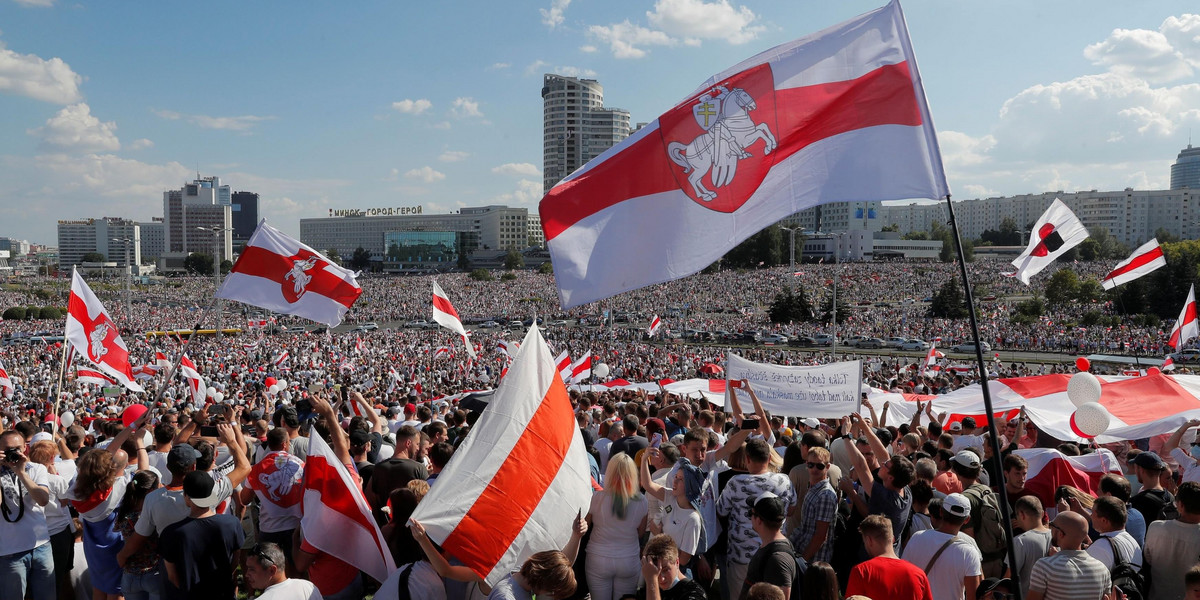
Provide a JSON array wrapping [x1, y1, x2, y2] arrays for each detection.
[[4, 448, 20, 463]]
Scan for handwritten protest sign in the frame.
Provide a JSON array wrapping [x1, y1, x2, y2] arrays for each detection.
[[724, 353, 862, 418]]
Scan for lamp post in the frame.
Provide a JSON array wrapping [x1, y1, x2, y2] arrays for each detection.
[[197, 227, 233, 338], [110, 237, 133, 322], [779, 226, 798, 270]]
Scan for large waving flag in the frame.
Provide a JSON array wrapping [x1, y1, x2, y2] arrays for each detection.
[[648, 315, 663, 337], [432, 281, 477, 359], [539, 1, 948, 308], [1101, 239, 1166, 290], [568, 352, 593, 384], [216, 220, 362, 327], [76, 367, 117, 387], [410, 326, 592, 586], [178, 354, 206, 405], [302, 427, 394, 583], [1169, 284, 1199, 350], [1010, 199, 1089, 285], [65, 268, 144, 393]]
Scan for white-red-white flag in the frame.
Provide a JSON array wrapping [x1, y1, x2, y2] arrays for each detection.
[[648, 315, 662, 336], [432, 281, 477, 359], [924, 345, 944, 374], [1101, 239, 1167, 290], [131, 364, 158, 381], [76, 367, 117, 387], [274, 351, 290, 368], [539, 1, 948, 308], [1169, 284, 1199, 350], [1010, 199, 1089, 285], [568, 352, 593, 384], [216, 220, 363, 327], [178, 354, 206, 405], [1163, 356, 1176, 372], [0, 359, 15, 397], [433, 346, 450, 359], [409, 325, 591, 585], [302, 427, 394, 583], [65, 268, 144, 393], [496, 339, 520, 358], [154, 351, 170, 370], [554, 350, 572, 382]]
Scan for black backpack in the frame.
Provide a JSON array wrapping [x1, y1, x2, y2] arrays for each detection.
[[1103, 536, 1147, 600], [771, 546, 808, 600]]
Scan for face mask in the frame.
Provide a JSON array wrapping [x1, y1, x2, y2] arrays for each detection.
[[1189, 445, 1200, 459]]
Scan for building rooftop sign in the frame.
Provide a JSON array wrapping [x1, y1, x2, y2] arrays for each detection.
[[328, 206, 423, 217]]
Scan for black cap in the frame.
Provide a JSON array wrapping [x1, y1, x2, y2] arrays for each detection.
[[1133, 451, 1166, 470], [349, 429, 371, 447], [182, 471, 219, 508], [976, 578, 1012, 599], [167, 444, 201, 470], [746, 491, 787, 525]]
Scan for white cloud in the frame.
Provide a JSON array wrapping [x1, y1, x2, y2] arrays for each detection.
[[540, 0, 571, 28], [152, 109, 274, 131], [1084, 28, 1192, 84], [937, 130, 996, 169], [127, 138, 153, 150], [0, 41, 83, 104], [391, 98, 432, 114], [432, 121, 451, 130], [492, 162, 541, 177], [645, 0, 763, 45], [13, 0, 54, 7], [28, 103, 120, 153], [525, 59, 550, 76], [439, 150, 470, 162], [528, 60, 596, 78], [492, 179, 545, 206], [488, 62, 511, 71], [450, 97, 483, 118], [588, 21, 676, 59], [580, 45, 597, 53], [404, 166, 446, 183]]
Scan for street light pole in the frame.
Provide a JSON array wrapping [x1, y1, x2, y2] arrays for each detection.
[[780, 226, 797, 270]]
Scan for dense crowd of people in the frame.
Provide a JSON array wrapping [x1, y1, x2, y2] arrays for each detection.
[[0, 260, 1196, 600]]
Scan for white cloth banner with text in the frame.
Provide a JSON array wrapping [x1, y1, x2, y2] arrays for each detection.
[[724, 354, 862, 418]]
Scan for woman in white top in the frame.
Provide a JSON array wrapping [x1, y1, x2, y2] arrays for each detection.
[[585, 452, 648, 600]]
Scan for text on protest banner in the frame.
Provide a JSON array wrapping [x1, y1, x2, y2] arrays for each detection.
[[724, 354, 862, 418]]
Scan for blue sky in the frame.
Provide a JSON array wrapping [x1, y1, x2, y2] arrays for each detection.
[[1, 0, 1197, 245]]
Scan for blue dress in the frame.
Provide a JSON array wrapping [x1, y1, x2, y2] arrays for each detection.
[[82, 510, 125, 595]]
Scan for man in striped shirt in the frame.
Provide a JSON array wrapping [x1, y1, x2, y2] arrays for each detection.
[[1026, 511, 1112, 600]]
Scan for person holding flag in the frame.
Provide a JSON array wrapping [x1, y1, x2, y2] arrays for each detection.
[[65, 268, 144, 393]]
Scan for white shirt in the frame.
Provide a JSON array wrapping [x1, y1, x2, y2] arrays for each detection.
[[0, 462, 50, 553], [257, 577, 322, 600], [951, 434, 986, 454], [146, 450, 171, 485], [901, 530, 982, 600], [43, 472, 74, 535], [1170, 448, 1200, 484], [376, 561, 446, 600], [660, 490, 702, 557], [1086, 530, 1142, 571]]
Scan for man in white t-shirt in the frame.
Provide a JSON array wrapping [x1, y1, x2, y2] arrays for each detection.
[[245, 542, 320, 600], [1162, 418, 1200, 484], [901, 493, 983, 600], [0, 430, 54, 600], [1086, 496, 1142, 572], [950, 417, 986, 454]]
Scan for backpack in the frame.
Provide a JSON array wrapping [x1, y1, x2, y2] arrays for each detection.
[[1103, 536, 1147, 600], [960, 484, 1006, 561], [770, 545, 808, 600]]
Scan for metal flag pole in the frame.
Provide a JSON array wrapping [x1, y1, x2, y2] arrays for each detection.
[[943, 194, 1024, 599]]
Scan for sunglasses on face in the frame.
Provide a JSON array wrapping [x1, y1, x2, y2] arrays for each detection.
[[806, 462, 828, 470]]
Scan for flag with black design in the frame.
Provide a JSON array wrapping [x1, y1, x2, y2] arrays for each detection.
[[1010, 198, 1088, 285]]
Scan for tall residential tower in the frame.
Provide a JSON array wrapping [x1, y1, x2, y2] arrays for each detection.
[[1172, 144, 1200, 190], [541, 74, 631, 193]]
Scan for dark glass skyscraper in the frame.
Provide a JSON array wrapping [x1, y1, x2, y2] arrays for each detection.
[[1172, 144, 1200, 190], [231, 191, 259, 248]]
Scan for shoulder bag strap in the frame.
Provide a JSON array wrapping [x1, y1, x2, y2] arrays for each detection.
[[1104, 535, 1127, 568], [924, 534, 959, 574]]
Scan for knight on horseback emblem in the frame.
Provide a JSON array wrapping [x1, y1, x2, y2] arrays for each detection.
[[668, 85, 777, 202]]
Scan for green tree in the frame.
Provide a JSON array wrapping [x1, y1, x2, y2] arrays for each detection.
[[1075, 278, 1104, 304], [768, 286, 813, 324], [500, 272, 518, 281], [818, 285, 849, 324], [39, 306, 62, 320], [902, 231, 930, 241], [80, 252, 107, 263], [350, 247, 372, 271], [457, 252, 471, 271], [928, 276, 968, 318], [325, 248, 342, 266], [881, 223, 900, 233], [1078, 239, 1101, 261], [1155, 227, 1181, 244], [1044, 269, 1080, 306], [724, 225, 785, 268], [183, 253, 214, 276], [504, 249, 524, 270], [220, 259, 233, 275], [538, 261, 554, 274], [3, 307, 25, 320], [25, 307, 42, 319], [1011, 296, 1044, 325], [469, 268, 494, 281]]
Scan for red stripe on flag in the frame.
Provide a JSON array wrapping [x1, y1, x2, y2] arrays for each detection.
[[432, 294, 461, 320], [234, 246, 361, 308], [541, 61, 919, 242], [1104, 246, 1165, 282], [441, 379, 575, 580], [303, 454, 388, 556]]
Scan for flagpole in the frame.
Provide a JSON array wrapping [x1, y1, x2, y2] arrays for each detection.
[[943, 194, 1024, 600], [50, 338, 71, 431]]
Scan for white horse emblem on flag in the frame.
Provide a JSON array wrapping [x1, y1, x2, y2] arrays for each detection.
[[88, 322, 112, 362], [285, 257, 320, 299], [668, 85, 777, 202]]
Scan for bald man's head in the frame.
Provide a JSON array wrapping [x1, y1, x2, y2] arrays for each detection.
[[1051, 511, 1089, 550]]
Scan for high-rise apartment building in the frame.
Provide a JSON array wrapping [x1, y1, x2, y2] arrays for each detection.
[[56, 217, 141, 268], [138, 220, 165, 261], [542, 74, 631, 193], [162, 176, 233, 264], [231, 191, 260, 248], [1172, 144, 1200, 190]]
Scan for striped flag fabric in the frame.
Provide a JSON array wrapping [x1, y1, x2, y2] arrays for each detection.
[[554, 350, 572, 382], [216, 220, 363, 327], [409, 325, 591, 585], [0, 359, 15, 397], [65, 268, 144, 392], [274, 351, 290, 367], [497, 339, 520, 358], [179, 354, 206, 404], [568, 352, 592, 383], [301, 426, 394, 583], [539, 1, 949, 308], [76, 367, 117, 387], [1163, 356, 1176, 372], [648, 315, 662, 336], [1014, 448, 1122, 509], [1101, 239, 1167, 290], [432, 281, 477, 359], [155, 351, 170, 369], [924, 345, 944, 374], [131, 364, 158, 381], [1169, 284, 1199, 350]]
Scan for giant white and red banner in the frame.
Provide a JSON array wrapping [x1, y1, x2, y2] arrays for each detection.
[[65, 268, 144, 392], [539, 1, 948, 308], [410, 326, 592, 586], [217, 220, 362, 327], [725, 354, 862, 418]]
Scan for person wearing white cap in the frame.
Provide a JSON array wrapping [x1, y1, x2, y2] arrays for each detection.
[[900, 493, 983, 600]]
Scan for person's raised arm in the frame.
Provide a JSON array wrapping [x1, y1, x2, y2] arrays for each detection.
[[1164, 418, 1200, 457], [108, 406, 151, 455], [563, 510, 589, 564], [909, 400, 924, 431], [174, 407, 205, 444], [309, 393, 352, 465], [712, 427, 751, 465], [728, 385, 745, 429], [855, 413, 889, 463], [216, 423, 251, 488], [743, 381, 770, 439], [352, 392, 385, 434], [409, 519, 481, 582], [841, 417, 874, 490], [862, 397, 881, 430], [640, 447, 668, 501]]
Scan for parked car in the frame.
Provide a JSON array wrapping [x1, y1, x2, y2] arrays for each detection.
[[901, 339, 931, 351], [884, 337, 909, 349], [547, 319, 569, 327], [788, 336, 818, 348], [508, 320, 524, 330], [843, 335, 868, 346], [760, 333, 789, 344], [855, 337, 886, 349], [812, 334, 834, 346], [1171, 348, 1200, 363], [952, 341, 992, 353], [404, 320, 430, 329], [480, 320, 499, 328], [285, 326, 306, 334], [353, 322, 379, 332]]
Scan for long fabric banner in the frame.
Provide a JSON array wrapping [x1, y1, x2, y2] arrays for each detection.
[[724, 354, 862, 418]]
